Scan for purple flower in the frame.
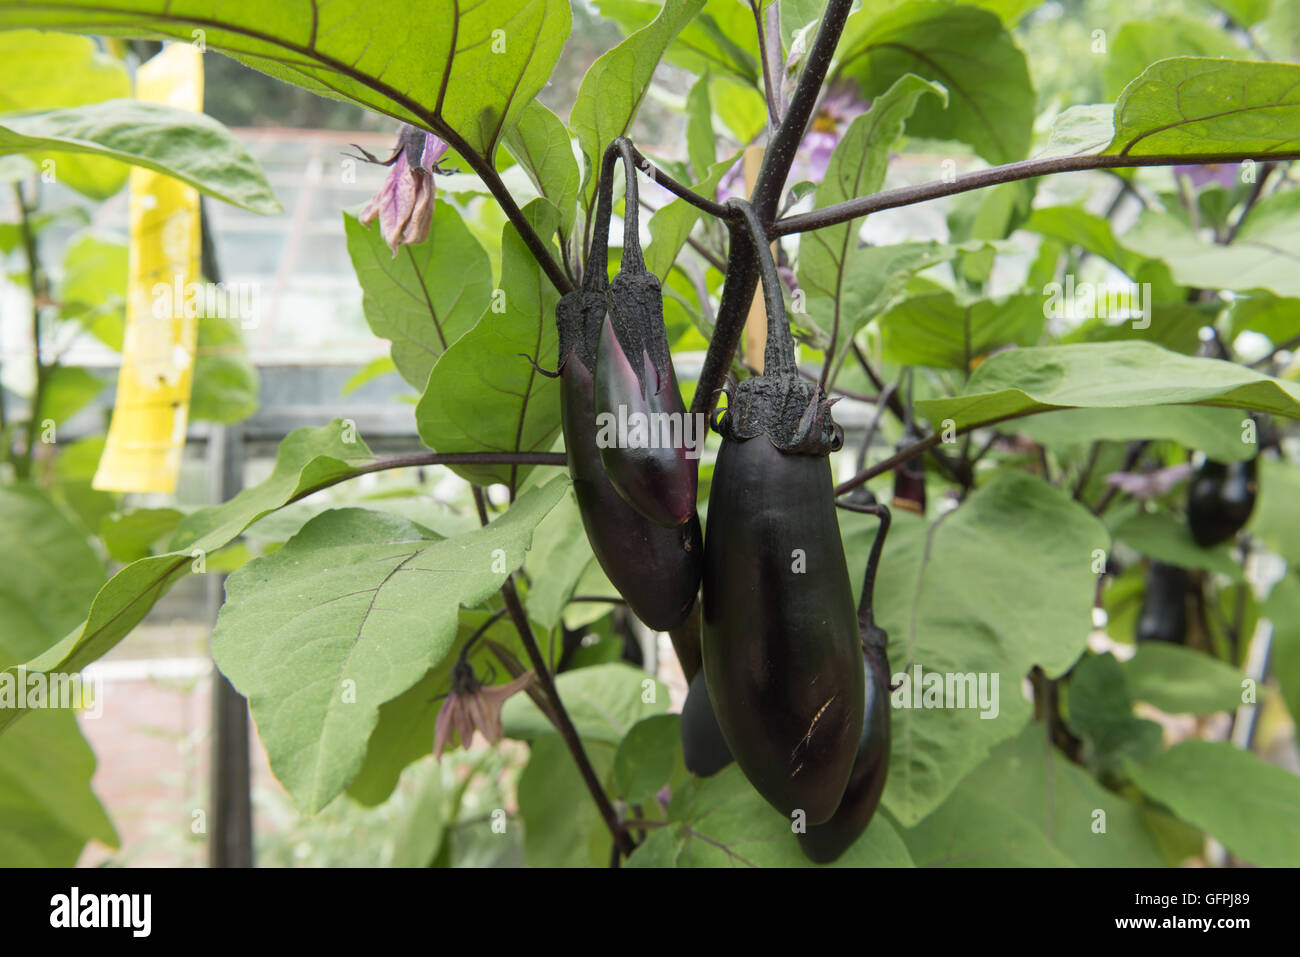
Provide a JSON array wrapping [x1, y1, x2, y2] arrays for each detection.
[[356, 124, 449, 257], [1174, 164, 1239, 191], [717, 80, 871, 203], [1104, 464, 1194, 500]]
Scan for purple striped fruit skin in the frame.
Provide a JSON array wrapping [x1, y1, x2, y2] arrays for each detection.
[[702, 436, 864, 825], [798, 646, 891, 863], [561, 346, 701, 632]]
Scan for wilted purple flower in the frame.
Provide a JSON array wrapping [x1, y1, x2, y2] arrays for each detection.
[[355, 124, 449, 257], [1174, 164, 1238, 191], [433, 660, 534, 761], [1104, 464, 1194, 500]]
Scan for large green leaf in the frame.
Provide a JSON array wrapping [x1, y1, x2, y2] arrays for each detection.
[[59, 231, 128, 349], [1015, 406, 1256, 464], [918, 342, 1300, 434], [626, 764, 914, 868], [1112, 510, 1242, 580], [835, 2, 1033, 164], [0, 0, 571, 158], [1120, 193, 1300, 299], [843, 471, 1108, 825], [416, 203, 562, 490], [878, 291, 1044, 369], [344, 201, 492, 390], [0, 100, 279, 213], [570, 0, 706, 193], [643, 152, 735, 279], [1121, 643, 1246, 715], [36, 365, 104, 425], [1127, 740, 1300, 866], [1103, 17, 1243, 102], [502, 663, 668, 746], [1065, 652, 1163, 780], [594, 0, 759, 86], [191, 314, 259, 424], [502, 101, 580, 247], [522, 487, 595, 631], [0, 485, 104, 669], [1262, 572, 1300, 728], [1249, 456, 1300, 566], [214, 479, 567, 812], [904, 723, 1165, 866], [0, 29, 130, 198], [798, 73, 945, 363], [1106, 58, 1300, 159], [0, 709, 116, 866], [518, 733, 615, 867]]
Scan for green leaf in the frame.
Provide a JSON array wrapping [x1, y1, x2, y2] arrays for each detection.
[[0, 29, 130, 199], [1039, 104, 1115, 159], [613, 714, 679, 804], [36, 365, 103, 425], [626, 764, 914, 868], [416, 202, 562, 490], [878, 291, 1044, 370], [917, 342, 1300, 434], [1103, 17, 1243, 102], [59, 231, 127, 350], [502, 101, 580, 246], [0, 0, 572, 158], [503, 662, 667, 746], [389, 762, 445, 868], [522, 487, 595, 631], [1065, 652, 1163, 780], [191, 314, 258, 424], [1127, 740, 1300, 866], [0, 100, 279, 214], [1112, 510, 1242, 580], [214, 480, 567, 812], [1015, 406, 1256, 464], [99, 507, 184, 563], [1022, 204, 1145, 277], [0, 709, 116, 865], [845, 471, 1108, 825], [594, 0, 758, 86], [905, 721, 1165, 866], [684, 73, 714, 182], [518, 734, 614, 867], [1122, 193, 1300, 299], [342, 357, 398, 396], [344, 201, 492, 390], [836, 3, 1033, 164], [1106, 57, 1300, 160], [571, 0, 707, 193], [799, 73, 945, 363], [1122, 642, 1247, 715], [1229, 294, 1300, 344], [1249, 456, 1300, 566], [0, 485, 104, 670], [643, 153, 735, 278]]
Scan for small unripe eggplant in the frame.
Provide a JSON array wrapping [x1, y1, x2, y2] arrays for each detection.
[[1187, 457, 1257, 547], [1135, 560, 1190, 644], [681, 669, 732, 777], [891, 427, 926, 516]]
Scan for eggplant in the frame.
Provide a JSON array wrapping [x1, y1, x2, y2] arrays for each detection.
[[700, 199, 863, 825], [1135, 560, 1190, 644], [681, 669, 732, 777], [1187, 456, 1257, 548]]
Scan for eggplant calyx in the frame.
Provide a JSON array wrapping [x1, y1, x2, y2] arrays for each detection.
[[715, 374, 842, 455]]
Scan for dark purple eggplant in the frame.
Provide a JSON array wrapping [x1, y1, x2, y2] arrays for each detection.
[[593, 140, 698, 528], [681, 668, 732, 777], [701, 200, 863, 825], [554, 143, 701, 633], [1135, 560, 1190, 644], [1187, 456, 1257, 547]]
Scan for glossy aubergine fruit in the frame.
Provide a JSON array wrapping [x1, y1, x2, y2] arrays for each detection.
[[554, 144, 702, 633], [681, 669, 733, 777], [799, 504, 893, 864], [1186, 455, 1258, 548], [1135, 560, 1191, 644], [593, 140, 697, 529], [701, 200, 863, 825]]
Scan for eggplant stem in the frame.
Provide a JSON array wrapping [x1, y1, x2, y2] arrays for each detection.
[[727, 197, 796, 377]]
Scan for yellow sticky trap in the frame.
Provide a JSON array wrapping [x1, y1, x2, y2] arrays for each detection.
[[93, 44, 204, 494]]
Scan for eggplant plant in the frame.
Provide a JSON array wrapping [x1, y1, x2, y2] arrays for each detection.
[[4, 0, 1300, 871]]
